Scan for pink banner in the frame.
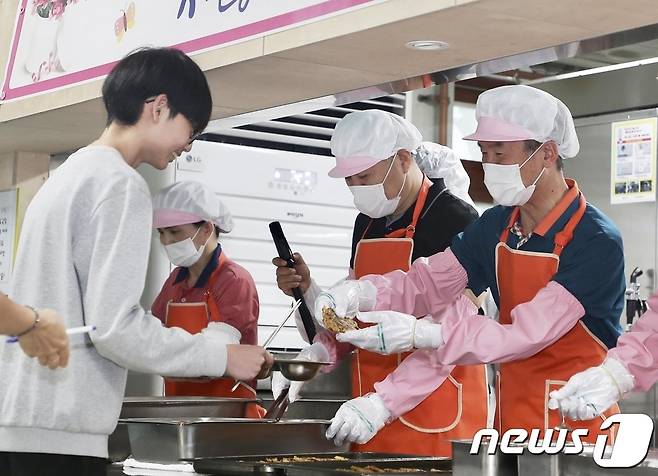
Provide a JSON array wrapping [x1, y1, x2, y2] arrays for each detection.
[[1, 0, 380, 102]]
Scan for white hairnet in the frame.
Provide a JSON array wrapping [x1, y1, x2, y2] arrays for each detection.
[[465, 85, 579, 159], [329, 110, 422, 177], [387, 113, 423, 152], [413, 142, 475, 207], [153, 181, 234, 233]]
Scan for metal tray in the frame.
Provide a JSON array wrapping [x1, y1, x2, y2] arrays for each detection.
[[280, 458, 451, 475], [193, 453, 450, 475], [124, 417, 348, 463], [193, 455, 450, 475], [109, 397, 255, 462], [119, 396, 256, 418]]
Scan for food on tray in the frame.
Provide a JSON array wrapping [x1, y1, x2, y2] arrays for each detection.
[[338, 466, 444, 473], [262, 455, 349, 463], [322, 306, 358, 333]]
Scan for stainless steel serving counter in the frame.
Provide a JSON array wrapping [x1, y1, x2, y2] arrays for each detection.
[[105, 395, 658, 476], [106, 449, 658, 476]]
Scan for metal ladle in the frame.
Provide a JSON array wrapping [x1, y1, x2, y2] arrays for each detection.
[[270, 358, 330, 381], [231, 300, 303, 393], [261, 358, 331, 422]]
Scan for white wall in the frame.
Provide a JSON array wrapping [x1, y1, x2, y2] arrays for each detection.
[[452, 101, 481, 162]]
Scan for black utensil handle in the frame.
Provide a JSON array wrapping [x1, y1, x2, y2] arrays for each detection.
[[269, 222, 317, 342]]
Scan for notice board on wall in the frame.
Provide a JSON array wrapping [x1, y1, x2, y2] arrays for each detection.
[[0, 188, 18, 295], [611, 117, 658, 204]]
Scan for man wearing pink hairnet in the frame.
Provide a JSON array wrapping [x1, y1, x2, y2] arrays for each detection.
[[272, 110, 488, 455], [318, 85, 626, 443]]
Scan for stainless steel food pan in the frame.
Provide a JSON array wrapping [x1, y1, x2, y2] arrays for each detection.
[[119, 396, 255, 418], [109, 397, 255, 462], [124, 417, 347, 463]]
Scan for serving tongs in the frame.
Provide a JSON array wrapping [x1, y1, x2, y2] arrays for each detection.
[[263, 387, 290, 422]]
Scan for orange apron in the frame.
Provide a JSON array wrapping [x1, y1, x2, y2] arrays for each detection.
[[496, 184, 618, 442], [164, 252, 263, 418], [352, 178, 489, 456]]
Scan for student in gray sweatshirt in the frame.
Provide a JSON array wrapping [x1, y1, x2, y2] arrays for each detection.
[[0, 47, 273, 476]]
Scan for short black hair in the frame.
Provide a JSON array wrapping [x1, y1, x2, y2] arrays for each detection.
[[194, 220, 220, 238], [102, 47, 212, 135], [524, 139, 563, 171]]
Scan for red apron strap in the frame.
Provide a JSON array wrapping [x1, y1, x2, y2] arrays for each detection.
[[499, 192, 586, 255], [552, 194, 586, 256], [386, 176, 432, 240], [204, 250, 226, 322]]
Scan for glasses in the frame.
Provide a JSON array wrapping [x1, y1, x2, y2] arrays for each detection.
[[187, 131, 202, 145], [145, 97, 201, 144]]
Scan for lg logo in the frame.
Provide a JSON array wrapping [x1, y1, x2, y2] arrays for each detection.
[[184, 154, 202, 164], [470, 413, 654, 468]]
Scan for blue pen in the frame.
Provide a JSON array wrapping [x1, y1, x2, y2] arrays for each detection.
[[5, 325, 96, 344]]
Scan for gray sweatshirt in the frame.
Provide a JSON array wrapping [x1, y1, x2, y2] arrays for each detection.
[[0, 146, 227, 458]]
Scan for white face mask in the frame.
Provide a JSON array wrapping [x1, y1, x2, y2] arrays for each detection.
[[482, 143, 547, 206], [164, 226, 210, 267], [349, 155, 407, 218]]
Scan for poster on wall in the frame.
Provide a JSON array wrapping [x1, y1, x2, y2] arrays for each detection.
[[0, 189, 19, 295], [610, 117, 658, 205], [1, 0, 384, 102]]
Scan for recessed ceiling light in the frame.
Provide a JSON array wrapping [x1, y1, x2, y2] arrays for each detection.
[[405, 40, 450, 51]]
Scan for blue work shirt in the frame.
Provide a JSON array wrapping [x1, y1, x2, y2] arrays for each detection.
[[451, 185, 625, 350]]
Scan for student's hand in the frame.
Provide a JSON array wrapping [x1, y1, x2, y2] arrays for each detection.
[[19, 309, 70, 369], [225, 345, 273, 381], [273, 253, 311, 296]]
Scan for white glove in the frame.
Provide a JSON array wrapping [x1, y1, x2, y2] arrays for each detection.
[[326, 393, 391, 446], [548, 358, 634, 420], [336, 311, 443, 355], [314, 280, 378, 327], [201, 322, 241, 344], [271, 342, 330, 403]]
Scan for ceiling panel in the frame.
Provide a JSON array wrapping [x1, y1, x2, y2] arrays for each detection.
[[205, 56, 398, 112]]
